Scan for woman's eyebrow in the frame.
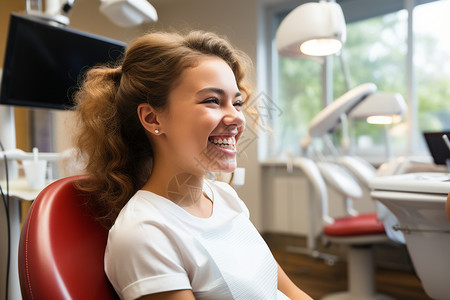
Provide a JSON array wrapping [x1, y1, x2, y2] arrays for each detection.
[[196, 87, 242, 98]]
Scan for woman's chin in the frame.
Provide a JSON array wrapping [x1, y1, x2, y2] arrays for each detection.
[[209, 159, 237, 174]]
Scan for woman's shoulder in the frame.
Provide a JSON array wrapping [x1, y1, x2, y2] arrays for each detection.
[[117, 190, 166, 219], [109, 191, 171, 237]]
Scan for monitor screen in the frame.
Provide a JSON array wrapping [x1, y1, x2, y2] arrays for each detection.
[[0, 13, 126, 110], [423, 131, 450, 165]]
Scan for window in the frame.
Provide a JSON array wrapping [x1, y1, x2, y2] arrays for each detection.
[[344, 11, 408, 156], [266, 0, 449, 160], [414, 0, 450, 139], [275, 50, 322, 156]]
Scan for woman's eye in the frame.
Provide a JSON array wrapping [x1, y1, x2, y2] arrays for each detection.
[[203, 98, 219, 104], [233, 100, 244, 107]]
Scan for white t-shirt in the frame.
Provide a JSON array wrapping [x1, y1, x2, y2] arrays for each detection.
[[105, 179, 290, 300]]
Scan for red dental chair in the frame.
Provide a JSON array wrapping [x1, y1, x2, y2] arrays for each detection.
[[18, 176, 119, 300]]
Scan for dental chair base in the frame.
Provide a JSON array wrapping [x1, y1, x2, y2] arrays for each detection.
[[321, 246, 394, 300], [321, 214, 395, 300]]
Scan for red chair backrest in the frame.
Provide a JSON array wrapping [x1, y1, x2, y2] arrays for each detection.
[[18, 176, 120, 300]]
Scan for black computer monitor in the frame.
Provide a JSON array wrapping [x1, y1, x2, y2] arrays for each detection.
[[423, 131, 450, 165], [0, 13, 126, 110]]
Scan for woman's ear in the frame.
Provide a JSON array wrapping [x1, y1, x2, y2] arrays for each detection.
[[137, 103, 162, 135]]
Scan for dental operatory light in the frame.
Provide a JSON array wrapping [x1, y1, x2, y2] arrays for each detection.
[[300, 83, 377, 155], [348, 92, 407, 125], [366, 115, 403, 125], [99, 0, 158, 27], [308, 83, 377, 138], [275, 1, 346, 59], [300, 38, 343, 57], [348, 92, 407, 159]]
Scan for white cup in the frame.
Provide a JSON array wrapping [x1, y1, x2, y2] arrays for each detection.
[[23, 160, 47, 189]]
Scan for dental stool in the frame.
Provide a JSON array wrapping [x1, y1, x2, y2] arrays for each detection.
[[322, 214, 392, 300], [295, 157, 394, 300]]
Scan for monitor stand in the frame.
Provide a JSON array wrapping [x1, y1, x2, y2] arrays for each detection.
[[0, 105, 18, 180], [0, 105, 21, 300]]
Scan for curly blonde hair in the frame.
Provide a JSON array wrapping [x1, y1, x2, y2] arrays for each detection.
[[73, 30, 253, 228]]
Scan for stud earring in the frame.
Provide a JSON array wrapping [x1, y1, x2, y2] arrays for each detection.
[[155, 129, 159, 134]]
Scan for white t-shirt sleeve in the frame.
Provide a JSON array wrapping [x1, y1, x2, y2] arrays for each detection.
[[105, 209, 191, 300]]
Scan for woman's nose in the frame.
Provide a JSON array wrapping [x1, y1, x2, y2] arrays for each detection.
[[223, 104, 245, 127]]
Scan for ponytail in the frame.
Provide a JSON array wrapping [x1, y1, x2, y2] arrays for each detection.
[[74, 66, 151, 227]]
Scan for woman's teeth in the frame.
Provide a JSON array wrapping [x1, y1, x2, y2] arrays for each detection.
[[209, 136, 236, 150]]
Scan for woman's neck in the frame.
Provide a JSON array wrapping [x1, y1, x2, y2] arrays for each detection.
[[142, 159, 212, 217]]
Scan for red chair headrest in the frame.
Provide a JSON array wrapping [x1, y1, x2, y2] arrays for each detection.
[[18, 176, 119, 300]]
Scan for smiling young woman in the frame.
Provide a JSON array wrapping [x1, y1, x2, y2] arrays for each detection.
[[72, 30, 312, 300]]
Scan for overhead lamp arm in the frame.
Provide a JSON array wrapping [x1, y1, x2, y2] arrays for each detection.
[[61, 0, 75, 15], [99, 0, 158, 27], [26, 0, 70, 25], [25, 0, 158, 27]]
